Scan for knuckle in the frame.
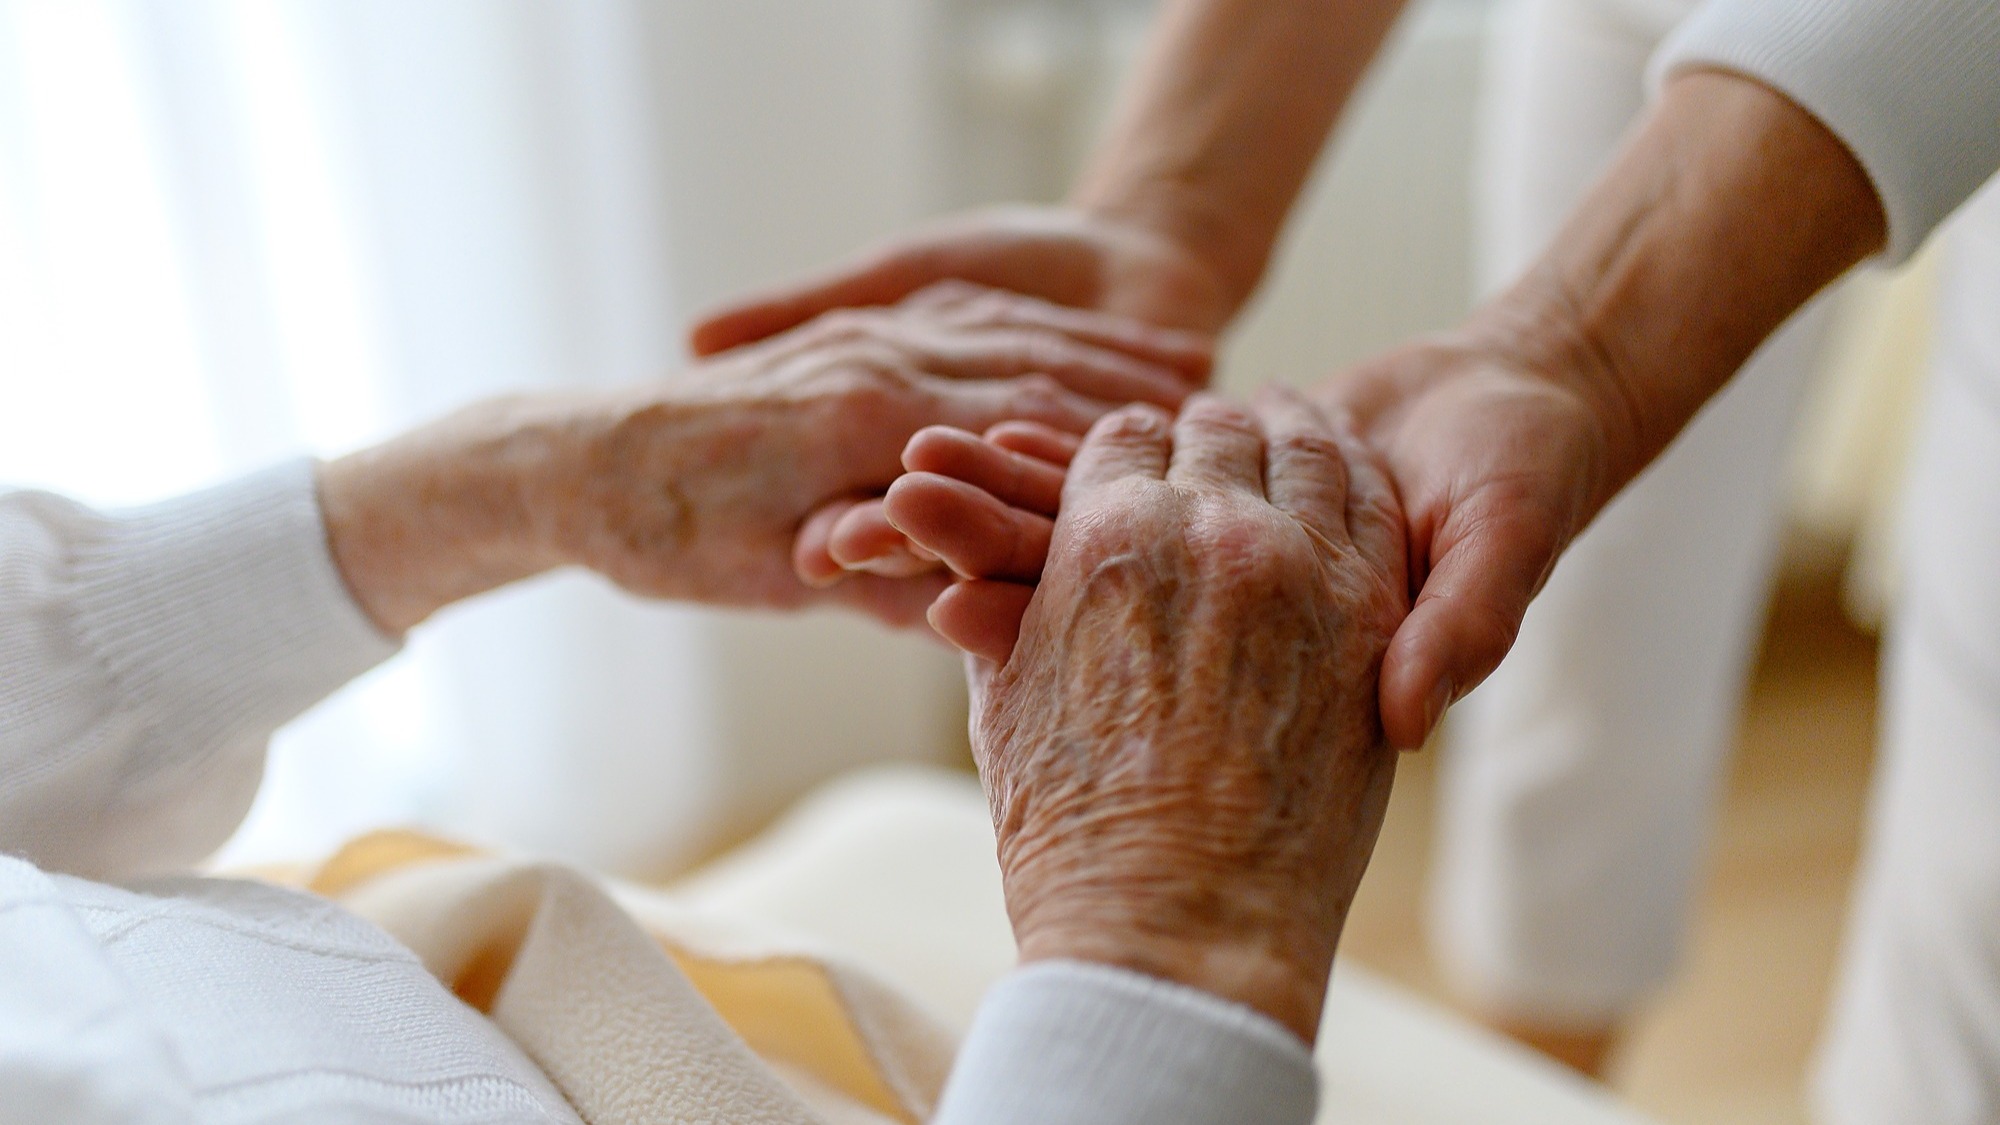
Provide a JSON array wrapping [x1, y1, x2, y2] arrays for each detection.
[[1007, 373, 1068, 412], [1188, 398, 1258, 433], [1014, 334, 1072, 375], [1094, 404, 1171, 442], [809, 308, 888, 344], [1270, 430, 1342, 466], [821, 354, 916, 406]]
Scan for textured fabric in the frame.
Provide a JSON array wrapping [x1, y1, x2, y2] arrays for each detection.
[[1438, 0, 1833, 1026], [0, 464, 1331, 1124], [0, 461, 398, 880], [0, 465, 577, 1124], [934, 960, 1318, 1125], [319, 837, 944, 1125], [1653, 0, 2000, 262], [665, 765, 1657, 1125]]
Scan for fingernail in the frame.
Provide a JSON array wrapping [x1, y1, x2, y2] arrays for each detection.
[[1422, 678, 1455, 740]]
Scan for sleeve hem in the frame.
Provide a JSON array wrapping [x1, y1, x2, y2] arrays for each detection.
[[934, 959, 1319, 1125], [65, 460, 399, 797], [1648, 0, 2000, 264]]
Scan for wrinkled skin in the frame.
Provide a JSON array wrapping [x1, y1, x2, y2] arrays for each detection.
[[319, 283, 1207, 634], [717, 207, 1617, 751], [972, 394, 1410, 1042]]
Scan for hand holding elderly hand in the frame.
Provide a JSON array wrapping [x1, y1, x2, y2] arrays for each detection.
[[689, 205, 1235, 354], [961, 394, 1409, 1041], [317, 283, 1207, 634]]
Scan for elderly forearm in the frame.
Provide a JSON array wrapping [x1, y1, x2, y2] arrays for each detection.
[[318, 396, 587, 634], [1071, 0, 1408, 318], [1465, 69, 1886, 499]]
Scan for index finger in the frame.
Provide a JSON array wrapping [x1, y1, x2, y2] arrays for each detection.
[[1065, 404, 1174, 495]]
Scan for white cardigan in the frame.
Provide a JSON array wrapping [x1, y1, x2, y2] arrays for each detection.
[[1656, 0, 2000, 263], [0, 462, 1314, 1124]]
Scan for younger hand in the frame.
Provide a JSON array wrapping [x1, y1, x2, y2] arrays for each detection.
[[689, 205, 1234, 356]]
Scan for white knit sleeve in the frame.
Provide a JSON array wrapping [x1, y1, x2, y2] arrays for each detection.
[[933, 960, 1319, 1125], [0, 461, 398, 880], [1651, 0, 2000, 263]]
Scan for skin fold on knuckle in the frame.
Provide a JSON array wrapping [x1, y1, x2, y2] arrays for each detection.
[[1091, 404, 1172, 450]]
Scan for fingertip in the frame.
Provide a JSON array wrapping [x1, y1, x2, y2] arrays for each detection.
[[927, 580, 1032, 664], [794, 499, 858, 587], [901, 425, 981, 473], [689, 296, 803, 357], [687, 312, 748, 357], [1380, 589, 1514, 750], [881, 471, 952, 532], [1378, 634, 1447, 751]]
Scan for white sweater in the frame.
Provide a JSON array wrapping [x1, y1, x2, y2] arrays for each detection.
[[1655, 0, 2000, 263], [0, 462, 1315, 1124]]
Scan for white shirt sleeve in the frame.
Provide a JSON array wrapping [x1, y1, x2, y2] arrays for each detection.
[[1650, 0, 2000, 263], [934, 960, 1319, 1125], [0, 462, 397, 880]]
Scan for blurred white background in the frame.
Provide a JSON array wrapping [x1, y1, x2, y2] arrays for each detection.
[[0, 0, 1916, 876]]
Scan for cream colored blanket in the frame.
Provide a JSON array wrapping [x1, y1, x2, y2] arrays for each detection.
[[305, 830, 955, 1125], [292, 768, 1654, 1125]]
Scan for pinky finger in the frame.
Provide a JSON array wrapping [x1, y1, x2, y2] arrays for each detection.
[[928, 579, 1037, 664], [795, 498, 860, 587]]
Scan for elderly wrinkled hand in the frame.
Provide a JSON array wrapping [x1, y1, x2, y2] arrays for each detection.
[[317, 282, 1207, 634], [961, 393, 1409, 1042]]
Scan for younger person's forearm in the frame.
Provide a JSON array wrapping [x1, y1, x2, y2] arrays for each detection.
[[1072, 0, 1409, 318], [1467, 70, 1887, 500]]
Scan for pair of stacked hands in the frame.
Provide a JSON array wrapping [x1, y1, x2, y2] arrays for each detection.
[[775, 292, 1414, 1043]]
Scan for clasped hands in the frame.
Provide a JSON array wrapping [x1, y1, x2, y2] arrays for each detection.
[[790, 373, 1411, 1042], [317, 275, 1426, 1045]]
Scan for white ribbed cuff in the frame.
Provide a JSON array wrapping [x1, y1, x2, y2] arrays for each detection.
[[1650, 0, 2000, 263], [66, 460, 399, 796], [935, 960, 1318, 1125]]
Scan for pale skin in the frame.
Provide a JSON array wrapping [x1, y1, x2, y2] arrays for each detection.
[[318, 282, 1208, 633], [695, 0, 1887, 1074], [312, 281, 1410, 1045], [973, 394, 1410, 1042]]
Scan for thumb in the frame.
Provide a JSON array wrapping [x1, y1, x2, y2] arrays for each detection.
[[1377, 501, 1566, 750]]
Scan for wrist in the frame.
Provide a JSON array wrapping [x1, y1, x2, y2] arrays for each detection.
[[1453, 284, 1651, 500], [1014, 917, 1332, 1045], [1449, 70, 1884, 496], [1000, 837, 1342, 1043], [1070, 179, 1262, 328], [319, 397, 570, 634]]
